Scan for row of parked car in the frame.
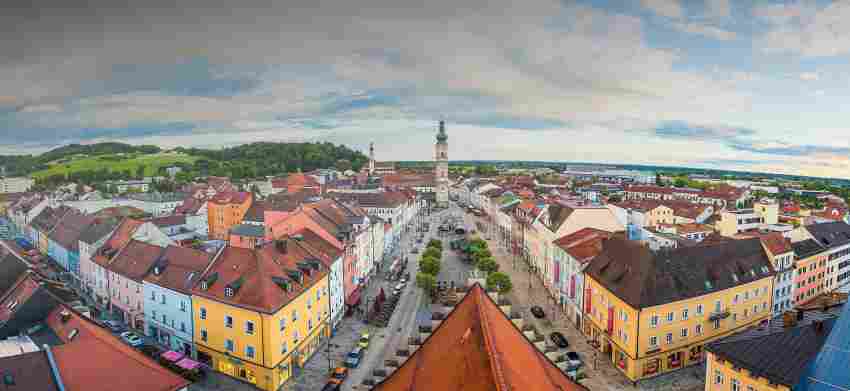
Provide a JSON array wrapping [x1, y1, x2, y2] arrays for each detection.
[[321, 333, 372, 391], [529, 306, 583, 374]]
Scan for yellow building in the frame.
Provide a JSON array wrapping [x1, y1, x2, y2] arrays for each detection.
[[704, 310, 839, 391], [191, 236, 333, 391], [717, 200, 779, 237], [582, 233, 775, 381]]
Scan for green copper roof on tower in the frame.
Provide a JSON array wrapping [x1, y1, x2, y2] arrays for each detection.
[[436, 120, 447, 143]]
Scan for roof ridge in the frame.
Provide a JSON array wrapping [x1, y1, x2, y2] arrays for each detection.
[[476, 287, 509, 391]]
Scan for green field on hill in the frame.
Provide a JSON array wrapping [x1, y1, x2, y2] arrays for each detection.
[[32, 152, 199, 179]]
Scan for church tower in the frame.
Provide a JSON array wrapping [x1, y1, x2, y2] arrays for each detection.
[[435, 121, 449, 207], [368, 142, 375, 175]]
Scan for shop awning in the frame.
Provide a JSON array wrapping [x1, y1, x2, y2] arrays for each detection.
[[176, 358, 201, 370], [347, 286, 363, 306], [161, 350, 185, 363]]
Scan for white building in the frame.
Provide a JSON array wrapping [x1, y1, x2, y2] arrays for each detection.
[[0, 177, 34, 193], [435, 121, 449, 208]]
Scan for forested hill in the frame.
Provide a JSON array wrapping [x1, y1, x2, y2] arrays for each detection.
[[176, 142, 368, 178], [1, 141, 367, 186]]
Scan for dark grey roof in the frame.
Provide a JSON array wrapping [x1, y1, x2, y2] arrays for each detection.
[[792, 239, 825, 259], [0, 250, 28, 295], [707, 317, 836, 387], [806, 222, 850, 249], [229, 224, 265, 238], [78, 217, 121, 245], [586, 233, 774, 308]]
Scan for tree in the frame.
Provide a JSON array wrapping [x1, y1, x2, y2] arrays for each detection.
[[422, 247, 441, 260], [476, 256, 499, 274], [335, 159, 352, 172], [136, 164, 146, 179], [655, 173, 664, 186], [420, 255, 441, 276], [426, 239, 443, 251], [416, 272, 438, 296], [607, 194, 622, 203], [486, 272, 513, 294]]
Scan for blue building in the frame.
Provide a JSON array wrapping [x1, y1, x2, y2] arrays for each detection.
[[142, 245, 212, 356], [46, 211, 94, 277]]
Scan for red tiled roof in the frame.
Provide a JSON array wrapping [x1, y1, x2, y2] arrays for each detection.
[[0, 271, 42, 323], [662, 200, 711, 220], [143, 245, 212, 295], [758, 232, 793, 255], [47, 305, 189, 391], [92, 218, 145, 267], [209, 191, 251, 205], [382, 173, 435, 188], [191, 237, 330, 313], [174, 196, 203, 214], [332, 191, 408, 208], [106, 240, 165, 282], [673, 223, 714, 235], [374, 284, 585, 391], [148, 215, 186, 228], [626, 185, 674, 194], [0, 351, 59, 391], [48, 211, 96, 251], [611, 200, 664, 212], [553, 228, 615, 263]]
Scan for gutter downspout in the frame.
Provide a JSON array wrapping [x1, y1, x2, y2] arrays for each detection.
[[43, 344, 67, 391]]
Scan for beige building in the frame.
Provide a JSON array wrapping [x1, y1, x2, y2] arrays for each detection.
[[717, 200, 779, 237], [0, 177, 34, 193]]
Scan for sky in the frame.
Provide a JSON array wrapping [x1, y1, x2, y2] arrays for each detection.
[[3, 0, 850, 179]]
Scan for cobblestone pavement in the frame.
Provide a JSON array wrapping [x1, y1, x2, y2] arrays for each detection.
[[464, 211, 705, 391]]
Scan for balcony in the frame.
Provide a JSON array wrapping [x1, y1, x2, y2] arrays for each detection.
[[708, 309, 730, 321]]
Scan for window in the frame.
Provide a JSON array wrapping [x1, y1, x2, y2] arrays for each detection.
[[161, 294, 166, 304], [744, 291, 749, 301], [762, 302, 768, 311], [317, 290, 321, 301], [681, 309, 688, 320], [715, 370, 724, 385], [681, 328, 688, 338], [201, 329, 208, 342], [666, 333, 673, 344], [180, 322, 186, 332], [292, 310, 298, 321], [162, 314, 167, 324], [733, 294, 739, 304], [667, 312, 674, 322], [732, 379, 741, 391], [695, 324, 703, 335], [246, 346, 255, 359], [200, 308, 207, 320], [308, 318, 313, 330], [713, 319, 721, 329], [225, 339, 234, 352], [696, 304, 704, 315], [150, 291, 156, 300], [307, 297, 312, 309], [715, 300, 721, 312], [152, 310, 157, 320], [747, 386, 756, 391], [281, 341, 288, 354], [225, 315, 233, 328], [180, 301, 187, 312], [245, 321, 255, 335], [649, 336, 658, 347], [279, 317, 286, 331]]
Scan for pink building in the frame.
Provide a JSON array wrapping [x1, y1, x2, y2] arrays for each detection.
[[107, 240, 165, 330], [792, 240, 827, 306]]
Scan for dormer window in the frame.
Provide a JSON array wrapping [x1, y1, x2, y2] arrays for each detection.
[[225, 287, 235, 297]]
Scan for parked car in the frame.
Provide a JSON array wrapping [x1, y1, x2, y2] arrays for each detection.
[[358, 333, 371, 349], [321, 382, 341, 391], [103, 320, 125, 332], [549, 332, 569, 348], [344, 347, 364, 368], [565, 351, 583, 370], [120, 331, 143, 347], [530, 306, 546, 319], [328, 367, 349, 385], [411, 247, 419, 254]]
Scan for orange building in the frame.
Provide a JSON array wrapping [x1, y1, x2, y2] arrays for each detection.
[[207, 192, 253, 240]]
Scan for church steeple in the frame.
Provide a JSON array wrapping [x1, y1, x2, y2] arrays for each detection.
[[368, 141, 375, 175], [436, 120, 448, 144]]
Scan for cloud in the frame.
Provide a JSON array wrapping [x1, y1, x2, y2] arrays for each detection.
[[641, 0, 683, 19], [799, 72, 820, 81], [652, 121, 755, 141], [672, 22, 736, 40], [705, 0, 731, 19], [755, 1, 850, 57]]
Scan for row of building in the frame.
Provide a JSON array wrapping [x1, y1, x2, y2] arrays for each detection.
[[454, 176, 850, 386]]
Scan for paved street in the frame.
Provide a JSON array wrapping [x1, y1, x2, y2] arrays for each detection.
[[464, 209, 705, 391]]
